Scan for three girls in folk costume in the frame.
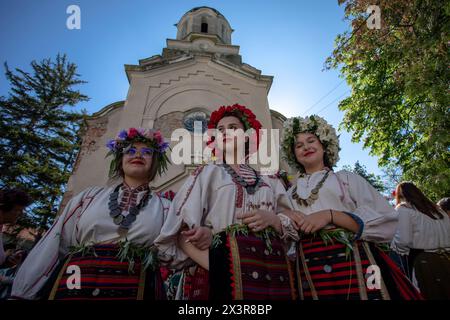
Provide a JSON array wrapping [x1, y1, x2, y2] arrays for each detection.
[[391, 182, 450, 299], [11, 128, 171, 300], [155, 104, 297, 300], [280, 115, 422, 300]]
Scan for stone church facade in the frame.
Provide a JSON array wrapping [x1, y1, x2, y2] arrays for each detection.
[[62, 7, 288, 207]]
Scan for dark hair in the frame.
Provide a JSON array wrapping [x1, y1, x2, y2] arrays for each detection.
[[437, 197, 450, 212], [111, 152, 160, 182], [3, 243, 16, 251], [0, 189, 32, 212], [290, 134, 332, 173], [396, 182, 444, 219]]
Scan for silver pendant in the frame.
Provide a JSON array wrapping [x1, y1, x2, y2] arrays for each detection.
[[125, 214, 137, 224], [129, 207, 139, 216], [113, 215, 124, 225], [110, 207, 121, 218]]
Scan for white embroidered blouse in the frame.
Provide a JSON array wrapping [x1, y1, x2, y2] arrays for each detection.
[[154, 164, 293, 269], [288, 169, 399, 243], [11, 184, 170, 300], [391, 203, 450, 255]]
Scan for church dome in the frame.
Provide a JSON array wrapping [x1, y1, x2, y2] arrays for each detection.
[[175, 7, 233, 45]]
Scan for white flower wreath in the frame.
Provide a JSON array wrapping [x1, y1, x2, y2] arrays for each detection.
[[281, 115, 340, 173]]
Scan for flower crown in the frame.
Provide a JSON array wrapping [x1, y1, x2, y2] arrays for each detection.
[[207, 104, 263, 153], [106, 128, 170, 177], [281, 115, 340, 173]]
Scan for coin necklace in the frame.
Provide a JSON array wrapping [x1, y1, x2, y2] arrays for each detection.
[[221, 163, 263, 195], [291, 170, 330, 207], [108, 184, 151, 230]]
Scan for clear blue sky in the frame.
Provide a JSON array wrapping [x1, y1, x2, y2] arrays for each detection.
[[0, 0, 384, 176]]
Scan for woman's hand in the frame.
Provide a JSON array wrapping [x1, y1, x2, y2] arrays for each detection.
[[296, 210, 332, 234], [177, 233, 210, 270], [7, 250, 24, 265], [180, 226, 213, 250], [279, 209, 307, 230], [237, 210, 281, 233]]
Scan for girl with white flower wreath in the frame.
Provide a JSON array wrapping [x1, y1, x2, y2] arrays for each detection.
[[281, 115, 422, 300]]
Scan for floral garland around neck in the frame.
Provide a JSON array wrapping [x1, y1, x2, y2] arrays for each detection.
[[291, 170, 331, 207], [108, 184, 151, 230]]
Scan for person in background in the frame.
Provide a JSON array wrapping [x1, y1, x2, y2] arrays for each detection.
[[391, 182, 450, 299], [0, 189, 32, 267], [0, 248, 27, 300]]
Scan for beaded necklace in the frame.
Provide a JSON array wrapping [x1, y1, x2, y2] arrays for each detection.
[[221, 163, 263, 195], [291, 170, 330, 207]]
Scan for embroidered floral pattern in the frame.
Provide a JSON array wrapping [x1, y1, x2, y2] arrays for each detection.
[[176, 165, 205, 216]]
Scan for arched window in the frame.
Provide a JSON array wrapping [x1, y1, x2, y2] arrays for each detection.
[[201, 17, 208, 33], [181, 21, 187, 38], [183, 110, 209, 133]]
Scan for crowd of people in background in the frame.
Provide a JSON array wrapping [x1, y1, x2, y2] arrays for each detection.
[[391, 186, 450, 299], [1, 110, 449, 301]]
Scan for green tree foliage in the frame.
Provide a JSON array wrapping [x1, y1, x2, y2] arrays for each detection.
[[343, 161, 386, 193], [0, 54, 89, 231], [327, 0, 449, 201], [381, 163, 403, 195]]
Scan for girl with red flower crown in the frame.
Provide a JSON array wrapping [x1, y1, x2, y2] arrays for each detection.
[[155, 104, 297, 300]]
